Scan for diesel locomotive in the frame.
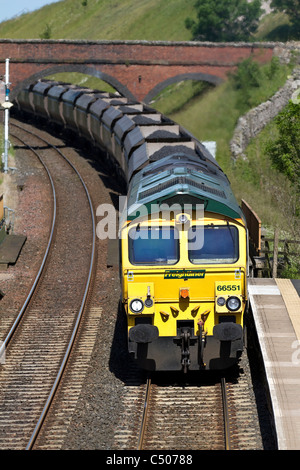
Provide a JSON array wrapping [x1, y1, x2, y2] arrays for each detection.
[[15, 79, 249, 372]]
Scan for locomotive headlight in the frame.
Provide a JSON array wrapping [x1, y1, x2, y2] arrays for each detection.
[[217, 296, 226, 307], [226, 296, 241, 312], [130, 298, 144, 313]]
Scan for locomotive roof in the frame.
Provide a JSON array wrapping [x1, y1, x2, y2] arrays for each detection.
[[126, 152, 244, 221]]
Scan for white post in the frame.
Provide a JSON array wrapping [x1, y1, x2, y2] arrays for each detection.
[[3, 59, 10, 173]]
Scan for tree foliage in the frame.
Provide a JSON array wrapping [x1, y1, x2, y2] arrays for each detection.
[[266, 101, 300, 194], [185, 0, 263, 42], [230, 56, 285, 111], [40, 23, 52, 39], [270, 0, 300, 33]]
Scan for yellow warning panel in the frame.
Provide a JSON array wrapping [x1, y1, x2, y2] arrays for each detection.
[[276, 278, 300, 342]]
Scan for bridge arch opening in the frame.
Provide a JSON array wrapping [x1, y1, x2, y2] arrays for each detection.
[[45, 71, 118, 94], [144, 72, 224, 105], [148, 74, 220, 115], [11, 65, 137, 101]]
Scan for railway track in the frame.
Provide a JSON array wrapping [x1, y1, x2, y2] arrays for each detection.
[[113, 358, 264, 450], [137, 375, 231, 451], [0, 122, 96, 449]]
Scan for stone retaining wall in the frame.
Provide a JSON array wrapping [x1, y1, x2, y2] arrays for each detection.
[[230, 60, 300, 160]]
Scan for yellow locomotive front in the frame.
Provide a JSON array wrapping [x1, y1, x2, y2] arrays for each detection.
[[121, 209, 248, 372]]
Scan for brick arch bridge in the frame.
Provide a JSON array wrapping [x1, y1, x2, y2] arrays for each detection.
[[0, 39, 277, 103]]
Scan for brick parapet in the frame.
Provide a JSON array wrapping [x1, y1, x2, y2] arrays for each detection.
[[0, 39, 297, 102]]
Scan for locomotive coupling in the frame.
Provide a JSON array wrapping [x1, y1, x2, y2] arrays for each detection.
[[176, 323, 198, 373]]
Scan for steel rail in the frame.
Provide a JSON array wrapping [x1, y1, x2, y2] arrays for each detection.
[[221, 377, 231, 450], [24, 126, 96, 450], [7, 123, 96, 450], [0, 131, 56, 358], [137, 377, 152, 450]]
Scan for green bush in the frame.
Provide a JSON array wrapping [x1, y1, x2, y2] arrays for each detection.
[[265, 100, 300, 195], [40, 23, 52, 39], [280, 261, 300, 279], [230, 56, 287, 112]]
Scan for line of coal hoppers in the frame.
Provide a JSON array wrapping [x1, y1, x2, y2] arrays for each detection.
[[14, 80, 221, 189]]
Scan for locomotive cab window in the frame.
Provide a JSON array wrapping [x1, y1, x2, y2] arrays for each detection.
[[128, 226, 179, 265], [188, 225, 239, 264]]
